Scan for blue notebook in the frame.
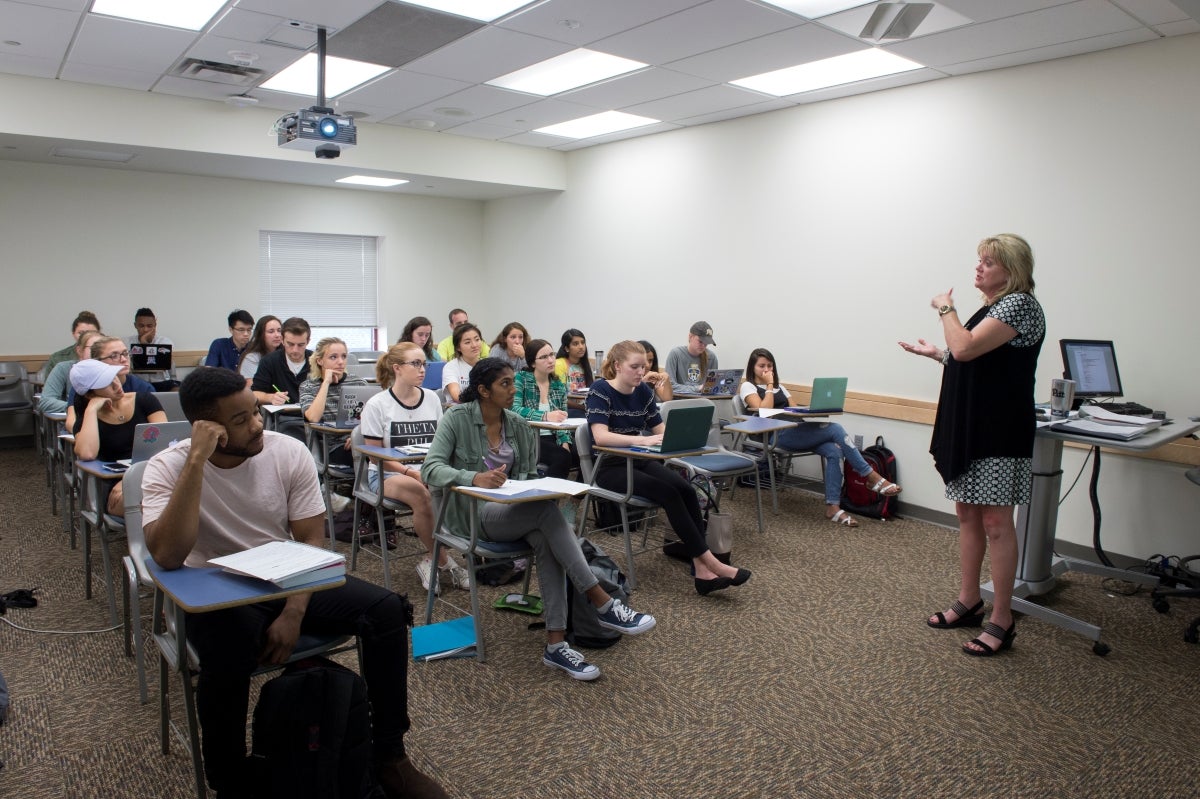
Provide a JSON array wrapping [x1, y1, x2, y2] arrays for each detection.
[[411, 616, 476, 661]]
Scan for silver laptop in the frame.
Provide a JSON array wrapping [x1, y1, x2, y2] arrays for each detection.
[[700, 369, 742, 396], [110, 421, 191, 469], [332, 385, 381, 428]]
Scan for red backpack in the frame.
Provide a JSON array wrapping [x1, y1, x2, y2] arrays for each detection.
[[839, 436, 898, 520]]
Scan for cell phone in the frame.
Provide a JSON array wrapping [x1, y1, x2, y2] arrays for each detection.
[[102, 462, 129, 473]]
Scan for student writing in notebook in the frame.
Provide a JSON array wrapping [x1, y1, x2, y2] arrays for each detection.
[[423, 358, 657, 681], [511, 338, 573, 479], [588, 340, 751, 596], [739, 348, 901, 528], [637, 339, 673, 402]]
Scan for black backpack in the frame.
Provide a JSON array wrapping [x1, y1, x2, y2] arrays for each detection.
[[839, 436, 899, 520], [250, 656, 385, 799], [565, 539, 630, 649]]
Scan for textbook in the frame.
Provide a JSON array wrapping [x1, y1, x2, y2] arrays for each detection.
[[411, 616, 477, 661], [208, 541, 346, 590]]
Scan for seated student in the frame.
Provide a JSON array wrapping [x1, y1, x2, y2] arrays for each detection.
[[434, 309, 490, 362], [489, 322, 528, 372], [205, 309, 255, 370], [237, 314, 282, 384], [360, 342, 466, 595], [511, 338, 572, 479], [398, 316, 442, 362], [125, 307, 177, 391], [70, 359, 167, 516], [439, 323, 484, 404], [423, 358, 657, 680], [554, 328, 594, 415], [64, 336, 156, 431], [588, 340, 751, 596], [40, 329, 103, 416], [740, 347, 901, 527], [251, 317, 311, 406], [637, 339, 673, 402], [45, 311, 101, 372], [299, 337, 367, 468], [665, 321, 719, 395], [141, 368, 447, 799]]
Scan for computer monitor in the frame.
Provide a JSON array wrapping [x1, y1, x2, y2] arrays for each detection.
[[1059, 339, 1124, 401]]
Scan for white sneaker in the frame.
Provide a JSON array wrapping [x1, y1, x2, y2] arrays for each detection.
[[329, 493, 351, 513], [439, 559, 470, 590], [416, 558, 440, 596]]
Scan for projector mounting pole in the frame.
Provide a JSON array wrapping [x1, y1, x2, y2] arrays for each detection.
[[316, 27, 328, 110]]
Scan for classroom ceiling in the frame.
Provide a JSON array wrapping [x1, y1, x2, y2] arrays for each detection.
[[1, 0, 1197, 198]]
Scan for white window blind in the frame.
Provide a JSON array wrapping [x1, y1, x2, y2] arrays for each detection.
[[258, 231, 378, 326]]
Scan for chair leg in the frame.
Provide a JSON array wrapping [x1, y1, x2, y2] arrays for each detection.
[[376, 504, 391, 591], [467, 552, 487, 663], [424, 538, 441, 625], [158, 651, 171, 755], [350, 498, 361, 572], [98, 525, 120, 624], [180, 669, 207, 799], [619, 505, 638, 590]]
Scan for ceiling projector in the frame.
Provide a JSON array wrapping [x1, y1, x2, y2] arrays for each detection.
[[277, 107, 357, 159]]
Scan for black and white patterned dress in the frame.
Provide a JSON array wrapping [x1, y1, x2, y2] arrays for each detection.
[[932, 292, 1046, 506]]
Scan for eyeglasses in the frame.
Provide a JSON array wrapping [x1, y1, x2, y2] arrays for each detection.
[[99, 350, 130, 362], [232, 326, 253, 334], [401, 360, 427, 370], [536, 353, 556, 361]]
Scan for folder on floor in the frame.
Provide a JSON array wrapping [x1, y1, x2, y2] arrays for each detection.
[[411, 616, 476, 661]]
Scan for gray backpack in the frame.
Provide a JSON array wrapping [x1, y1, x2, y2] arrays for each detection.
[[565, 539, 629, 649]]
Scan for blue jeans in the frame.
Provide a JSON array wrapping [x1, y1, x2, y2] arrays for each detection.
[[775, 421, 871, 505]]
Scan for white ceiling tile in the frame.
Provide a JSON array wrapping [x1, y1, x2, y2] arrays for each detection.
[[185, 35, 308, 73], [625, 83, 773, 121], [337, 69, 470, 110], [12, 0, 87, 10], [498, 0, 707, 45], [548, 120, 681, 149], [470, 97, 604, 130], [403, 26, 570, 83], [0, 1, 81, 61], [0, 51, 61, 78], [936, 28, 1158, 75], [232, 0, 383, 32], [207, 8, 290, 46], [437, 120, 524, 140], [667, 21, 862, 82], [1110, 0, 1192, 25], [788, 65, 944, 102], [934, 0, 1079, 24], [886, 0, 1146, 67], [153, 75, 258, 102], [558, 67, 714, 110], [398, 83, 539, 123], [674, 97, 794, 125], [499, 129, 574, 147], [59, 62, 159, 90], [68, 15, 197, 74], [1155, 18, 1200, 34], [595, 0, 803, 65]]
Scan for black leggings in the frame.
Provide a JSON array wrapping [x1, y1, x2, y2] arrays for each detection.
[[595, 459, 707, 557], [537, 435, 573, 479]]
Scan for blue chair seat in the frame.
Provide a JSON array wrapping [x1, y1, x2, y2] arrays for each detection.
[[674, 453, 755, 473]]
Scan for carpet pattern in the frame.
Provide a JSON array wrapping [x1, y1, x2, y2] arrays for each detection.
[[1, 446, 1198, 798]]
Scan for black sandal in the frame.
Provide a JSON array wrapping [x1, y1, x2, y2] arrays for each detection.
[[962, 621, 1016, 656], [927, 599, 984, 629]]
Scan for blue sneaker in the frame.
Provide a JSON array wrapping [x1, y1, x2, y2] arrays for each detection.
[[596, 598, 656, 635], [542, 643, 600, 681]]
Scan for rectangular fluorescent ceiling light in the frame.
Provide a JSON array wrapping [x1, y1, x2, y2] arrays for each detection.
[[535, 111, 659, 140], [731, 48, 923, 95], [488, 49, 647, 96], [393, 0, 533, 22], [50, 146, 135, 163], [758, 1, 872, 18], [91, 0, 227, 30], [261, 53, 391, 97], [336, 176, 409, 187]]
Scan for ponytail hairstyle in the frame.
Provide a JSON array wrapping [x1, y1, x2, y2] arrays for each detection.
[[89, 335, 123, 360], [376, 341, 424, 388], [460, 357, 513, 404], [307, 337, 346, 381], [600, 340, 646, 381], [556, 328, 593, 385], [524, 338, 552, 371]]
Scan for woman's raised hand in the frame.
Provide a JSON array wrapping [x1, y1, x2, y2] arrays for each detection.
[[898, 338, 939, 359]]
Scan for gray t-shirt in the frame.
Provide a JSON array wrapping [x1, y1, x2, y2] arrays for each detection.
[[664, 344, 718, 394]]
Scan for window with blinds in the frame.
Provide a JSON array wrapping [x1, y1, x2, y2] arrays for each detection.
[[258, 231, 381, 349]]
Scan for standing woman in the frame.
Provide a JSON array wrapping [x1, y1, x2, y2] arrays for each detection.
[[555, 328, 594, 415], [237, 315, 282, 384], [399, 316, 441, 362], [299, 337, 367, 467], [587, 340, 751, 596], [423, 358, 656, 680], [511, 338, 572, 479], [739, 348, 900, 527], [71, 359, 167, 515], [440, 323, 484, 403], [490, 322, 529, 372], [899, 233, 1045, 656], [360, 342, 464, 594], [637, 339, 673, 402]]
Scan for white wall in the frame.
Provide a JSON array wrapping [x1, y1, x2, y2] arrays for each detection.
[[483, 33, 1200, 561]]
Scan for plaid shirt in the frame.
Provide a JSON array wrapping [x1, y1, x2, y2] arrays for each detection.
[[512, 371, 571, 445]]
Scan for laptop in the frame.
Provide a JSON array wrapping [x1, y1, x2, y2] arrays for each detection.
[[632, 404, 714, 454], [791, 377, 848, 413], [699, 369, 742, 396], [129, 342, 173, 372], [331, 385, 382, 428], [108, 421, 191, 469]]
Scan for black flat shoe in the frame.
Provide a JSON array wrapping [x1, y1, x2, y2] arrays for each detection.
[[963, 621, 1016, 656], [695, 576, 732, 596], [928, 599, 985, 629], [730, 568, 751, 586]]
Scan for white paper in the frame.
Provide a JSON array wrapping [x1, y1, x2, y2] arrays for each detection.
[[758, 408, 787, 418], [1078, 405, 1162, 427], [1056, 419, 1149, 441], [533, 418, 587, 429], [209, 540, 344, 583], [262, 403, 301, 414], [465, 477, 589, 498]]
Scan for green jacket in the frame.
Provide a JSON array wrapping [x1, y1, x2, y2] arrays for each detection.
[[511, 370, 571, 446], [422, 402, 538, 538]]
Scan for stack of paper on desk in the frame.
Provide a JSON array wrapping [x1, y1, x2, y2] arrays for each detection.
[[1055, 406, 1164, 441], [209, 541, 345, 589]]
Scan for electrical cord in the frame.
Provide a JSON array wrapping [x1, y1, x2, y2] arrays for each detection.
[[1, 616, 124, 635]]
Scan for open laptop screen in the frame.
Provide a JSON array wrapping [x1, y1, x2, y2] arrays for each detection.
[[1059, 339, 1123, 400]]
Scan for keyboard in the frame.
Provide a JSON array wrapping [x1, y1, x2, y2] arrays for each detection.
[[1098, 401, 1154, 416]]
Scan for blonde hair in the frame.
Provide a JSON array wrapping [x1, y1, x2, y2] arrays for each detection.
[[376, 341, 423, 388], [76, 329, 103, 354], [307, 337, 346, 380], [978, 233, 1035, 302], [89, 336, 123, 360], [600, 340, 646, 380]]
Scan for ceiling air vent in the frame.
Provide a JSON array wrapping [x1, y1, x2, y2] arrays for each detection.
[[172, 58, 266, 86]]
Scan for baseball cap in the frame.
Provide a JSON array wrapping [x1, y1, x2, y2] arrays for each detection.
[[689, 321, 716, 346], [69, 359, 123, 394]]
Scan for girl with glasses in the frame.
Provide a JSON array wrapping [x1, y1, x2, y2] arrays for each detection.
[[64, 336, 155, 431], [511, 338, 573, 479]]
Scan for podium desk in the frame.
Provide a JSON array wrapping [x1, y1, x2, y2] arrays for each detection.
[[982, 419, 1200, 655]]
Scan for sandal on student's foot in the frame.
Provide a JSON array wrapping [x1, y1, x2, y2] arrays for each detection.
[[828, 509, 858, 527], [869, 478, 902, 496], [927, 599, 985, 629], [963, 621, 1016, 656]]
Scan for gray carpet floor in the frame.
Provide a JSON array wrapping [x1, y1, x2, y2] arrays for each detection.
[[1, 445, 1198, 799]]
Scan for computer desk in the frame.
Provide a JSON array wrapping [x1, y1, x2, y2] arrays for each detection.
[[981, 418, 1200, 655]]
